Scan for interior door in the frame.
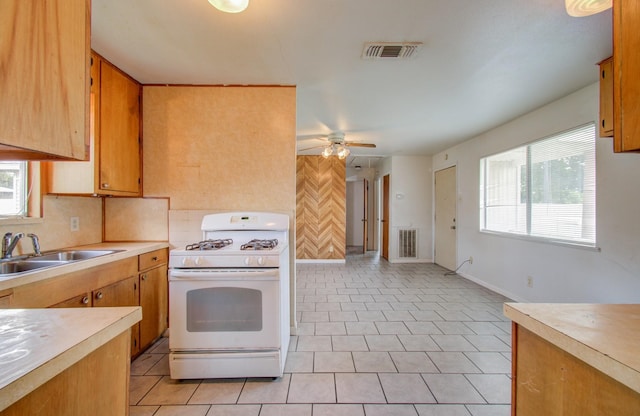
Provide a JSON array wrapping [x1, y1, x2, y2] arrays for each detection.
[[362, 178, 368, 254], [381, 174, 390, 260], [434, 166, 457, 271]]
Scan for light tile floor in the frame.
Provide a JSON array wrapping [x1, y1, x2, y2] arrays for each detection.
[[130, 252, 513, 416]]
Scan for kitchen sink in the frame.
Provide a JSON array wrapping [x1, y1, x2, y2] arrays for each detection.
[[0, 260, 70, 274], [0, 249, 123, 276], [32, 249, 122, 262]]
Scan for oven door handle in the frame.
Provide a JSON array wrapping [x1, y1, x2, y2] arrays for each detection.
[[169, 269, 280, 281]]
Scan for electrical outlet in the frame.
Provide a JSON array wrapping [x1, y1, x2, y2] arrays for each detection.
[[70, 217, 80, 232], [468, 256, 473, 264], [329, 245, 334, 253], [527, 276, 533, 288]]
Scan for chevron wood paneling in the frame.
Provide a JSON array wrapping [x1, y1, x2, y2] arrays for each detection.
[[296, 156, 346, 259]]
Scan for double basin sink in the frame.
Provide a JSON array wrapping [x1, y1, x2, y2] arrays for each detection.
[[0, 250, 123, 275]]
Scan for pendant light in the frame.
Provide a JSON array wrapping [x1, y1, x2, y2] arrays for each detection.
[[208, 0, 249, 13], [565, 0, 611, 17]]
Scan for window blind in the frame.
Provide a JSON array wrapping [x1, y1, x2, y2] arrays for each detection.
[[480, 123, 596, 246]]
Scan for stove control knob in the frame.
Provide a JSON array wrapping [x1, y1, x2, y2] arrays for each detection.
[[194, 257, 202, 266], [257, 257, 265, 266], [181, 257, 190, 266], [244, 257, 252, 266]]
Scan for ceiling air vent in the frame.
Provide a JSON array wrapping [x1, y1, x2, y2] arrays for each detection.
[[362, 42, 422, 60]]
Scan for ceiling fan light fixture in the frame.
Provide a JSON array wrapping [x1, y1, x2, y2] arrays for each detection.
[[208, 0, 249, 13], [322, 146, 333, 158], [565, 0, 611, 17], [337, 146, 350, 160]]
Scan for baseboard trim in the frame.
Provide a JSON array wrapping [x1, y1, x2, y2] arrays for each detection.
[[295, 259, 346, 264], [457, 271, 527, 303]]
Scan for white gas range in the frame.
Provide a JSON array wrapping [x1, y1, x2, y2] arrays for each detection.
[[168, 212, 290, 379]]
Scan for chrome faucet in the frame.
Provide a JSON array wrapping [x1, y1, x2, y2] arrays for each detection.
[[27, 233, 41, 256], [2, 232, 24, 259]]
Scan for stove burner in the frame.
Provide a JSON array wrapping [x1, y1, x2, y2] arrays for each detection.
[[240, 239, 278, 250], [185, 239, 233, 251]]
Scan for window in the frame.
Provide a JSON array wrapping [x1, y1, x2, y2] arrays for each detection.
[[0, 162, 28, 217], [480, 123, 596, 246]]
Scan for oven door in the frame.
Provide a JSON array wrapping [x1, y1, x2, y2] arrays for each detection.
[[169, 268, 280, 351]]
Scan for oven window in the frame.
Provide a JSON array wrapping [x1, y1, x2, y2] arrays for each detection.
[[186, 287, 262, 332]]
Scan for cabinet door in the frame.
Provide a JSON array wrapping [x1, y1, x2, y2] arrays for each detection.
[[613, 0, 640, 152], [93, 275, 140, 355], [0, 0, 89, 160], [139, 265, 168, 349], [49, 293, 91, 308], [99, 61, 141, 195]]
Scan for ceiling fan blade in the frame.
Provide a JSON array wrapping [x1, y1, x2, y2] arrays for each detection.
[[296, 134, 329, 141], [298, 145, 327, 152], [345, 143, 376, 148]]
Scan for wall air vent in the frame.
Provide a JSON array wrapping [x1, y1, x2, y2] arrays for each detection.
[[362, 42, 422, 60], [398, 229, 417, 258]]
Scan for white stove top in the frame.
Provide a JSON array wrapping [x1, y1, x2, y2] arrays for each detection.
[[170, 212, 289, 269]]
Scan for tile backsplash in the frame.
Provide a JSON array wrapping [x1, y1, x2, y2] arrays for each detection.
[[104, 197, 169, 242], [0, 195, 102, 255]]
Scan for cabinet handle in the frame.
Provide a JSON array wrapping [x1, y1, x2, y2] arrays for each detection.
[[152, 256, 158, 261], [102, 183, 110, 189], [81, 296, 89, 305], [141, 274, 147, 281], [95, 291, 103, 300]]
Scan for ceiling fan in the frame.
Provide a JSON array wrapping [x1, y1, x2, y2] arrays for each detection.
[[298, 132, 376, 159]]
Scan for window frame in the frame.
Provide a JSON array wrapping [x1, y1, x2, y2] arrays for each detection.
[[479, 123, 598, 250], [0, 161, 43, 224]]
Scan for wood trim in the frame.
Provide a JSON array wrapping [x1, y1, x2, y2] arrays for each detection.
[[296, 156, 346, 259], [511, 321, 517, 416]]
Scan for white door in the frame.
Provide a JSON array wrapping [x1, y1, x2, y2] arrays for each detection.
[[434, 166, 457, 271]]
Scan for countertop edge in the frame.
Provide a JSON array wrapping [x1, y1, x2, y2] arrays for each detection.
[[0, 306, 142, 411], [0, 242, 169, 292], [504, 303, 640, 394]]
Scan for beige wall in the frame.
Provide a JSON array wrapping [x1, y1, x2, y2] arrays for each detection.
[[142, 85, 298, 329], [142, 86, 296, 213]]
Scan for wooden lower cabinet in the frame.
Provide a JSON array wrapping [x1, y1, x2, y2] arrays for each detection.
[[0, 331, 130, 416], [93, 275, 140, 356], [139, 264, 168, 350], [512, 324, 640, 415]]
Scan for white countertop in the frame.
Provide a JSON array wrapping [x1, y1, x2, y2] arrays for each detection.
[[0, 242, 168, 292], [504, 303, 640, 394], [0, 306, 142, 411]]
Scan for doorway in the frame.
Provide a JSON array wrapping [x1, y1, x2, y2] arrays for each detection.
[[346, 179, 365, 254], [381, 174, 390, 260], [434, 166, 457, 270]]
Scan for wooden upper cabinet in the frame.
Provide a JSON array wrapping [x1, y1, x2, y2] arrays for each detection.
[[0, 0, 90, 161], [613, 0, 640, 152], [99, 60, 142, 194], [46, 52, 142, 196], [599, 57, 614, 138]]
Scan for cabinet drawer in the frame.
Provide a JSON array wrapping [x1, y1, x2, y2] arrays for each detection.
[[139, 249, 168, 271]]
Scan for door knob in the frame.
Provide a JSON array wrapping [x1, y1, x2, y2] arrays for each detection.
[[450, 225, 456, 230]]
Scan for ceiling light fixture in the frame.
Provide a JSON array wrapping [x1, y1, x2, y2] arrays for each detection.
[[321, 144, 351, 159], [208, 0, 249, 13], [565, 0, 611, 17]]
